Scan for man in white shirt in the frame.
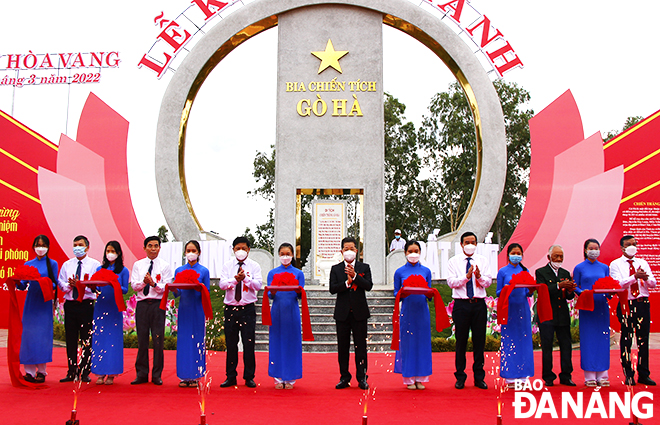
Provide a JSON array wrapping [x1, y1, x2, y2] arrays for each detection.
[[446, 231, 493, 390], [130, 236, 173, 386], [57, 235, 101, 383], [389, 229, 406, 252], [218, 236, 263, 389], [609, 235, 657, 386]]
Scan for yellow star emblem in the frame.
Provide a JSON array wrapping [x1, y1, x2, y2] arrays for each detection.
[[311, 39, 348, 74]]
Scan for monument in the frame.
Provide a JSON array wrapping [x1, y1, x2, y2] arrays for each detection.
[[155, 0, 507, 284]]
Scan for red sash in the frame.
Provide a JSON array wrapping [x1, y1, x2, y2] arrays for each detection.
[[82, 268, 126, 312], [160, 269, 213, 320], [497, 271, 553, 325], [575, 276, 630, 315], [5, 265, 52, 389], [391, 274, 449, 351], [73, 273, 89, 302], [261, 272, 314, 342]]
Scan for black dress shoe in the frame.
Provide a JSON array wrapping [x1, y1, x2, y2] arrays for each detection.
[[36, 373, 46, 383], [638, 376, 656, 386], [152, 378, 163, 386], [220, 378, 237, 388], [60, 375, 75, 383], [559, 378, 576, 387], [24, 374, 37, 383], [358, 379, 369, 390], [131, 377, 148, 385], [335, 379, 350, 389], [544, 380, 554, 387], [245, 379, 257, 388], [625, 376, 636, 386], [81, 375, 91, 383], [475, 380, 488, 389], [455, 380, 465, 389]]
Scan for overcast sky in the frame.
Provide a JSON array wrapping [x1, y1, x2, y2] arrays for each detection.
[[1, 0, 658, 242]]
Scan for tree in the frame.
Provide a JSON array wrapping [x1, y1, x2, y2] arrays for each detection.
[[603, 116, 643, 142], [418, 80, 534, 247], [157, 225, 169, 242]]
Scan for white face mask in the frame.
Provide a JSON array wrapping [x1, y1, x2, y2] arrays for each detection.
[[550, 261, 563, 270], [343, 250, 356, 262], [406, 253, 421, 264], [234, 249, 248, 261], [35, 247, 48, 257], [280, 255, 293, 266], [186, 252, 199, 263], [106, 253, 118, 262], [624, 245, 637, 257], [463, 244, 477, 256], [586, 249, 600, 260]]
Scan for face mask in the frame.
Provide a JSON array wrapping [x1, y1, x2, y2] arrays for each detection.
[[550, 261, 563, 270], [106, 253, 118, 262], [406, 253, 421, 263], [343, 250, 356, 262], [625, 245, 637, 257], [280, 255, 293, 266], [509, 254, 522, 265], [586, 249, 600, 260], [395, 235, 400, 240], [235, 250, 248, 261], [186, 252, 199, 263], [35, 247, 48, 257], [463, 244, 477, 256], [73, 246, 86, 258]]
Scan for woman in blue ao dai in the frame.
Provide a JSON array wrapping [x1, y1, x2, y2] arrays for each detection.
[[174, 240, 211, 387], [92, 241, 129, 385], [267, 243, 305, 389], [573, 238, 611, 387], [497, 243, 534, 387], [18, 235, 59, 383], [393, 240, 433, 390]]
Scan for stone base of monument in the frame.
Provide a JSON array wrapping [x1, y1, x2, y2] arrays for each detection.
[[255, 286, 395, 352]]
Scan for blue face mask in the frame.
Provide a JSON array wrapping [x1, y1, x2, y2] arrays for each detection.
[[395, 235, 400, 239], [73, 246, 86, 258], [509, 254, 522, 265]]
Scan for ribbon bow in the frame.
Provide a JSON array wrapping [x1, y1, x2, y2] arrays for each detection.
[[391, 274, 449, 351], [575, 276, 629, 315], [497, 271, 553, 325], [86, 268, 126, 312], [261, 272, 314, 341], [160, 269, 213, 320]]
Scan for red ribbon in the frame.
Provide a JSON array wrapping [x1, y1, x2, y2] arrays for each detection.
[[84, 268, 126, 312], [13, 265, 54, 302], [575, 276, 630, 315], [160, 270, 212, 320], [5, 269, 52, 389], [391, 274, 449, 351], [261, 272, 314, 342], [497, 271, 553, 325]]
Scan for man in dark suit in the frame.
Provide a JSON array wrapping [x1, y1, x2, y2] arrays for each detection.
[[535, 244, 576, 387], [329, 237, 373, 390]]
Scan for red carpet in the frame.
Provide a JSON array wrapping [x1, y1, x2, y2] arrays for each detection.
[[1, 347, 658, 424]]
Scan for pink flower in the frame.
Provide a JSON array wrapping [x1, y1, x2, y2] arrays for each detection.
[[446, 300, 455, 316]]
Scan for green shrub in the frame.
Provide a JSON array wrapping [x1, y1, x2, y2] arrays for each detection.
[[431, 335, 502, 352], [53, 323, 65, 341], [571, 326, 579, 343]]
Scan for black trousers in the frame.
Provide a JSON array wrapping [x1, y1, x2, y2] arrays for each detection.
[[64, 300, 94, 378], [617, 297, 651, 379], [452, 298, 486, 382], [135, 299, 166, 380], [335, 311, 368, 382], [224, 303, 256, 380], [539, 321, 573, 383]]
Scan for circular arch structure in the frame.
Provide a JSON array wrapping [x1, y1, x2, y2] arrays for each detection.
[[155, 0, 507, 244]]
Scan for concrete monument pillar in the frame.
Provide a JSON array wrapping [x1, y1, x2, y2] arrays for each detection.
[[274, 5, 386, 284]]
